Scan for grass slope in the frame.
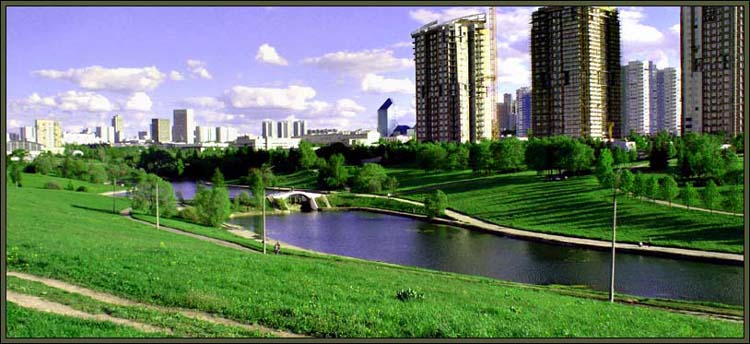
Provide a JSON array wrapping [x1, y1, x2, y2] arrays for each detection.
[[6, 302, 165, 338], [17, 172, 125, 194], [6, 185, 742, 338], [397, 171, 743, 253]]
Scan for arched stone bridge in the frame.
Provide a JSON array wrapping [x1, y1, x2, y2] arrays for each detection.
[[268, 191, 330, 211]]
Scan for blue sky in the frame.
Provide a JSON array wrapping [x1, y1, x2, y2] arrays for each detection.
[[6, 6, 681, 138]]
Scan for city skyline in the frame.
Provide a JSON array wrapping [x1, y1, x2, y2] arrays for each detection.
[[6, 6, 681, 137]]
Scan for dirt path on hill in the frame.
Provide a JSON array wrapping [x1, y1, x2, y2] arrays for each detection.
[[7, 271, 306, 338], [7, 291, 171, 334]]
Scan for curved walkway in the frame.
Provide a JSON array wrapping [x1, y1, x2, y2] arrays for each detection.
[[347, 193, 743, 264]]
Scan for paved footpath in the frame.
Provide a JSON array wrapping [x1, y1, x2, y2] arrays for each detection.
[[348, 193, 744, 264]]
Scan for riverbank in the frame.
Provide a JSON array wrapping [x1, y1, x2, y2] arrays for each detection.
[[331, 193, 743, 265]]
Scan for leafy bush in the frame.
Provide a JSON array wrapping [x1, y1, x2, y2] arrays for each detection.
[[44, 182, 61, 190], [76, 186, 89, 192], [65, 181, 75, 191], [179, 206, 200, 223], [396, 288, 424, 302], [424, 189, 448, 219]]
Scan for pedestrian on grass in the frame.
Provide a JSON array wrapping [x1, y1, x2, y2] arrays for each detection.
[[274, 241, 281, 255]]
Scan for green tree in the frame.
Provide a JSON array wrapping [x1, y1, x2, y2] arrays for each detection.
[[298, 140, 318, 170], [383, 176, 399, 193], [612, 147, 630, 166], [619, 169, 635, 196], [424, 189, 448, 219], [245, 169, 265, 208], [659, 175, 679, 207], [131, 174, 177, 217], [633, 172, 647, 200], [351, 163, 389, 193], [558, 138, 594, 175], [444, 143, 469, 171], [649, 131, 676, 170], [491, 137, 526, 172], [31, 153, 56, 175], [318, 154, 349, 190], [681, 182, 698, 210], [9, 162, 23, 187], [702, 180, 720, 213], [595, 149, 614, 188], [677, 132, 724, 179], [469, 140, 494, 174], [237, 191, 253, 207], [416, 143, 448, 172], [723, 186, 743, 215], [193, 169, 232, 227], [645, 176, 659, 202]]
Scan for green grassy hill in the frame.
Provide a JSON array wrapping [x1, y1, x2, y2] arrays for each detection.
[[5, 175, 742, 338]]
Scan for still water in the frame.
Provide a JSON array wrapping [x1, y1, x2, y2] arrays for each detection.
[[229, 210, 743, 305]]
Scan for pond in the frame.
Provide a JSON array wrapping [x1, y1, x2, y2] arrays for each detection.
[[228, 210, 744, 305]]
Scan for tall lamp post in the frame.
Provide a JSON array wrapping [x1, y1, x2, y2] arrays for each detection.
[[155, 182, 160, 230], [262, 186, 266, 255], [609, 168, 621, 303]]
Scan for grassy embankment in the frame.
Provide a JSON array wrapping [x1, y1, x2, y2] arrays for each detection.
[[6, 302, 165, 338], [274, 166, 743, 253], [6, 178, 743, 338], [6, 277, 268, 338]]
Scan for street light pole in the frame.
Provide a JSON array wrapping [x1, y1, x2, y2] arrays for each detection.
[[609, 170, 618, 303], [112, 176, 116, 214], [156, 182, 160, 230], [262, 187, 266, 254]]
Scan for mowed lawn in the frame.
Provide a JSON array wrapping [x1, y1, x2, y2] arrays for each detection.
[[6, 184, 742, 338], [399, 171, 744, 253]]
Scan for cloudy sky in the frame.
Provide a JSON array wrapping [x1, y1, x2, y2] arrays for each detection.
[[6, 6, 680, 138]]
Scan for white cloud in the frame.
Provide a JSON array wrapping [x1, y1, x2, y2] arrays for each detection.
[[361, 73, 415, 94], [619, 8, 664, 44], [390, 41, 413, 48], [498, 56, 531, 85], [169, 70, 185, 81], [33, 65, 166, 92], [495, 7, 536, 44], [409, 7, 485, 25], [184, 96, 225, 109], [124, 92, 153, 112], [186, 59, 213, 79], [16, 90, 115, 113], [255, 43, 289, 66], [303, 49, 412, 77], [669, 23, 680, 35], [226, 85, 317, 111], [334, 98, 366, 118]]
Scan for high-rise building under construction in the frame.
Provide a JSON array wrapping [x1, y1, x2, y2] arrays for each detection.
[[411, 11, 497, 143], [530, 6, 622, 139]]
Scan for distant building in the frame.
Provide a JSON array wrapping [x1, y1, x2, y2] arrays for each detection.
[[681, 6, 744, 136], [216, 127, 238, 143], [6, 140, 46, 159], [531, 6, 622, 139], [138, 131, 149, 140], [302, 129, 381, 147], [498, 93, 514, 132], [172, 109, 195, 143], [96, 126, 116, 144], [277, 119, 292, 138], [412, 12, 496, 143], [8, 132, 20, 142], [292, 120, 307, 138], [63, 131, 99, 145], [306, 128, 339, 135], [195, 126, 217, 143], [151, 118, 171, 143], [261, 120, 275, 138], [654, 67, 681, 135], [621, 60, 651, 135], [111, 114, 124, 143], [35, 119, 62, 149], [378, 98, 393, 138], [515, 87, 532, 137], [20, 126, 36, 143], [235, 135, 300, 150]]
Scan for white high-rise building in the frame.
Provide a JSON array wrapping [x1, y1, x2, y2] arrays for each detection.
[[515, 87, 532, 137], [20, 126, 36, 142], [654, 67, 681, 135], [195, 126, 217, 143], [261, 120, 275, 138], [172, 109, 195, 143], [35, 120, 63, 148], [96, 126, 116, 144], [292, 120, 307, 138], [277, 120, 292, 138], [621, 61, 651, 135], [216, 127, 238, 143], [111, 114, 124, 143]]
